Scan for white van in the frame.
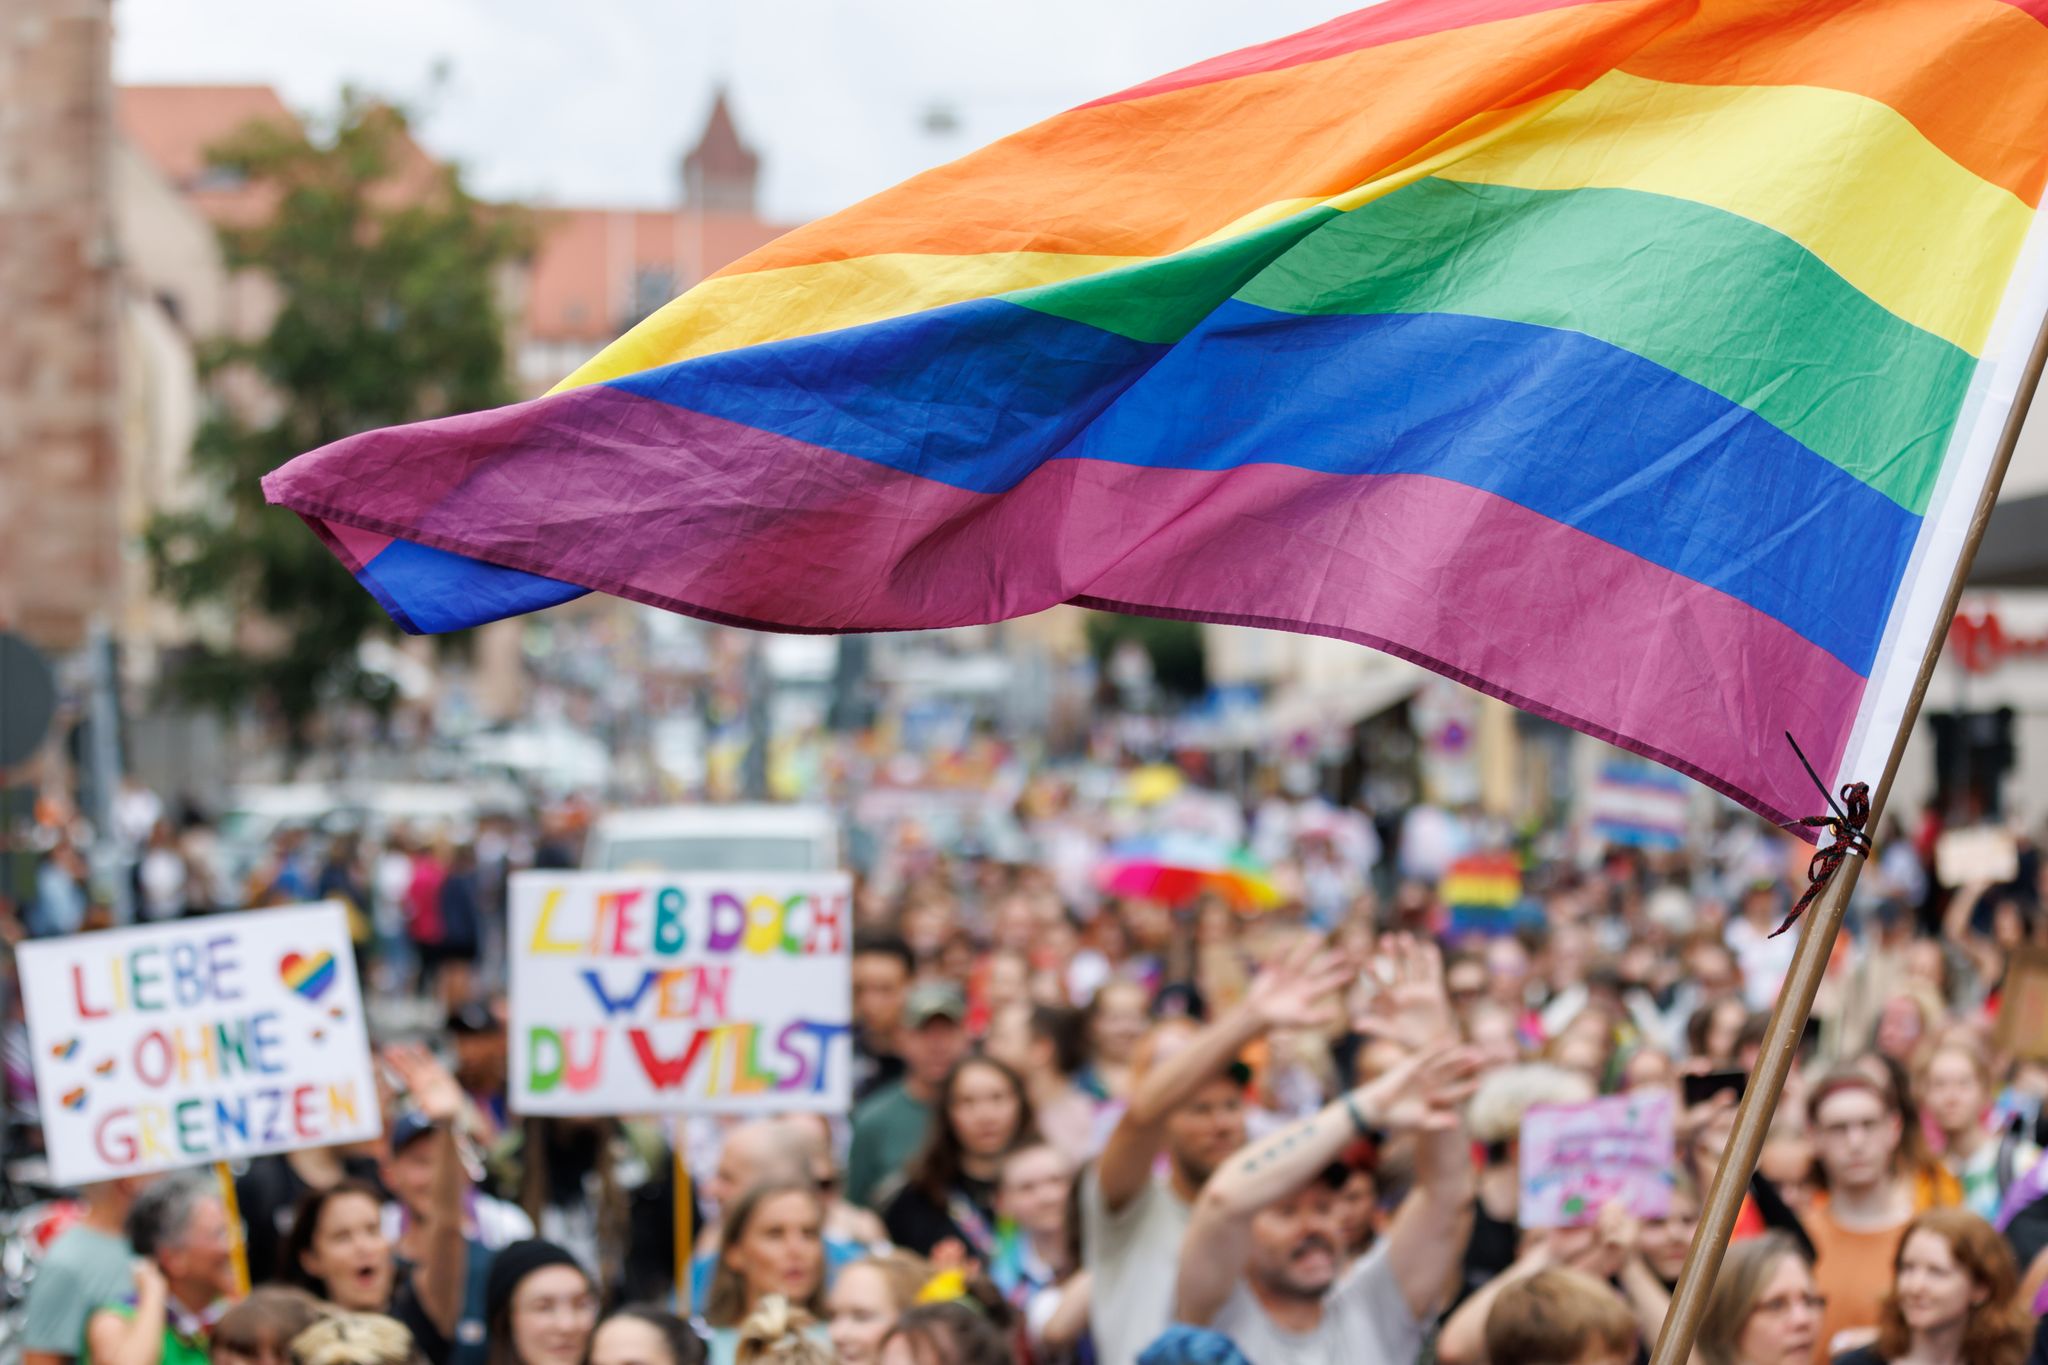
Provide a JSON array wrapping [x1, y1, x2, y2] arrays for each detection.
[[581, 804, 841, 874]]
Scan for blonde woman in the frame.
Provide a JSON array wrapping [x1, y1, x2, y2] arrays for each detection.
[[1695, 1233, 1821, 1365], [826, 1252, 931, 1365], [732, 1297, 832, 1365], [288, 1313, 421, 1365], [702, 1181, 829, 1365]]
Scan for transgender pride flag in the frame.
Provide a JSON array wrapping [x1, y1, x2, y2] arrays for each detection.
[[266, 0, 2048, 830]]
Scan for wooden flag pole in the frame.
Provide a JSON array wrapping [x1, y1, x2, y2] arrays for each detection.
[[1651, 301, 2048, 1365], [215, 1160, 251, 1298], [674, 1128, 694, 1317]]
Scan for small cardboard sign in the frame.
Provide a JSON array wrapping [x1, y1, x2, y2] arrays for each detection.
[[508, 871, 853, 1116], [1996, 946, 2048, 1063], [19, 903, 380, 1184], [1935, 826, 2020, 889], [1519, 1090, 1676, 1229]]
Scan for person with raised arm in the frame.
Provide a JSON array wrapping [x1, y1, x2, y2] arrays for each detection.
[[1172, 1041, 1481, 1363], [1081, 938, 1353, 1365]]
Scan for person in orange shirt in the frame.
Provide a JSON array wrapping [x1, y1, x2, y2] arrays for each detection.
[[1804, 1064, 1961, 1362]]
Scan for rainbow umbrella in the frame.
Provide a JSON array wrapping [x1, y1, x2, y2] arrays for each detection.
[[1096, 834, 1282, 911]]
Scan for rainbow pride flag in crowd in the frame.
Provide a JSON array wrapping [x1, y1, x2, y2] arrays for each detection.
[[266, 0, 2048, 829], [1440, 853, 1542, 939]]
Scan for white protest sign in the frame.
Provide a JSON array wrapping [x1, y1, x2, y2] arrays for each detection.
[[19, 903, 381, 1184], [1518, 1089, 1676, 1229], [509, 871, 853, 1115]]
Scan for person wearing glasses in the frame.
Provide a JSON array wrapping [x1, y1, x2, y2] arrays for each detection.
[[1696, 1233, 1823, 1365], [84, 1176, 238, 1365], [1806, 1065, 1961, 1359]]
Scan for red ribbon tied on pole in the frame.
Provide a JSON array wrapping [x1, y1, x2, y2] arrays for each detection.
[[1775, 731, 1873, 939]]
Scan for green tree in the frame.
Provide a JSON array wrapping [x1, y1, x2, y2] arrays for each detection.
[[147, 93, 530, 755], [1084, 611, 1209, 701]]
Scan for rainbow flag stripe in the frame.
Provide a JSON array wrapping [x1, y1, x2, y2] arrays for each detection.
[[265, 0, 2048, 827]]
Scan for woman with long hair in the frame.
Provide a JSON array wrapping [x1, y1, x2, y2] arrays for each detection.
[[1919, 1040, 2038, 1221], [499, 1116, 673, 1303], [878, 1302, 1014, 1365], [481, 1240, 598, 1365], [702, 1180, 829, 1365], [283, 1048, 468, 1364], [586, 1306, 706, 1365], [1077, 979, 1147, 1101], [883, 1057, 1038, 1259], [1833, 1208, 2030, 1365], [1636, 1172, 1701, 1290], [1695, 1232, 1822, 1365], [826, 1252, 931, 1365]]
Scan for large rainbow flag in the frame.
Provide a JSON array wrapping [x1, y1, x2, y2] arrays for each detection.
[[266, 0, 2048, 829]]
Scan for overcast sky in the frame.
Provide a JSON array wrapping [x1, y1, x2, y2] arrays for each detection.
[[117, 0, 1355, 225]]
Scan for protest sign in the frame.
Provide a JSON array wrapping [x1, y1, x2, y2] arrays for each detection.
[[1518, 1089, 1675, 1229], [1995, 946, 2048, 1063], [19, 903, 380, 1185], [509, 870, 853, 1115], [1935, 826, 2020, 888]]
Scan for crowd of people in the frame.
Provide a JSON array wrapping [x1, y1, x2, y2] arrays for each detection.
[[11, 761, 2048, 1365]]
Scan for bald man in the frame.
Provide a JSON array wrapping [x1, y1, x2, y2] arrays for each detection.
[[688, 1116, 882, 1303]]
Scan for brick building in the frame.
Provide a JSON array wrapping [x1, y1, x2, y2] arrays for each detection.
[[1, 0, 121, 653]]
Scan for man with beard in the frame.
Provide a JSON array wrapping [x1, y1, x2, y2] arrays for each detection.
[[1173, 1043, 1480, 1364], [1082, 941, 1354, 1365]]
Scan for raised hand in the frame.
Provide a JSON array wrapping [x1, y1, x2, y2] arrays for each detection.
[[384, 1041, 464, 1124], [1353, 1040, 1481, 1133], [131, 1255, 168, 1301], [1353, 933, 1457, 1052], [1594, 1199, 1641, 1268], [1244, 936, 1356, 1032]]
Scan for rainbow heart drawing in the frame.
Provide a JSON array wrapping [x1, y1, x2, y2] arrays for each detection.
[[61, 1086, 86, 1111], [279, 950, 338, 1003]]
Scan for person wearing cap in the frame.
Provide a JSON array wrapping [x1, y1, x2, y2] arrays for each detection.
[[281, 1045, 472, 1365], [1172, 1042, 1480, 1364], [1082, 940, 1353, 1365], [381, 1110, 532, 1254], [847, 983, 969, 1210], [1806, 1060, 1961, 1361]]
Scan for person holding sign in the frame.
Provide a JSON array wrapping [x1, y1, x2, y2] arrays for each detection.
[[84, 1174, 238, 1365], [282, 1045, 470, 1365]]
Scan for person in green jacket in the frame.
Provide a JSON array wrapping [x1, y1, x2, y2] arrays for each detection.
[[847, 983, 969, 1209], [84, 1174, 237, 1365]]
